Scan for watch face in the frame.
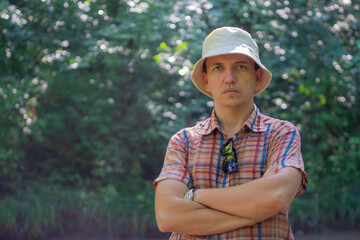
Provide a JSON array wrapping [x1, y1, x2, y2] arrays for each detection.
[[184, 189, 194, 200]]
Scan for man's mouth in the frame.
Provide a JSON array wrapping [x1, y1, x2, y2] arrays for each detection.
[[223, 88, 240, 94]]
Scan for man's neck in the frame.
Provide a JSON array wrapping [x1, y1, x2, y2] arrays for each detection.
[[214, 102, 254, 139]]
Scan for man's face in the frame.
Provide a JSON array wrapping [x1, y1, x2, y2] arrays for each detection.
[[202, 54, 262, 108]]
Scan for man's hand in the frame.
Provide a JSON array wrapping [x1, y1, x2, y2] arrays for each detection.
[[155, 179, 259, 235]]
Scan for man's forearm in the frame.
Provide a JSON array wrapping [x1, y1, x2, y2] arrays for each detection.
[[193, 177, 281, 222], [193, 167, 302, 221], [155, 180, 259, 235]]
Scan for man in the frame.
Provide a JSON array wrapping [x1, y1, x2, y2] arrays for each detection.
[[153, 26, 308, 239]]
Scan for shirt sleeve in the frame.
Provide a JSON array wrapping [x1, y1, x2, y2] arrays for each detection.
[[268, 123, 308, 197], [153, 130, 192, 192]]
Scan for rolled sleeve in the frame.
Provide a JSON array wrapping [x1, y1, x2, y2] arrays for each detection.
[[153, 130, 192, 191], [268, 124, 308, 197]]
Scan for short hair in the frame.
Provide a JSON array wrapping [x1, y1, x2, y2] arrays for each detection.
[[202, 59, 208, 73], [202, 58, 260, 73]]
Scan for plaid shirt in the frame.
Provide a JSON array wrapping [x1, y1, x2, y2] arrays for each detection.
[[154, 105, 308, 240]]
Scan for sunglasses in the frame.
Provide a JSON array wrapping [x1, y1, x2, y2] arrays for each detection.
[[221, 139, 238, 174]]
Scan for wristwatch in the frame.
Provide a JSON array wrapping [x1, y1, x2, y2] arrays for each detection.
[[184, 188, 196, 201]]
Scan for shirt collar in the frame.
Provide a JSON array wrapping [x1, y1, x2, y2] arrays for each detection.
[[197, 104, 267, 136]]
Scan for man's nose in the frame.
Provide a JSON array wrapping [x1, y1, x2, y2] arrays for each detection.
[[224, 69, 236, 84]]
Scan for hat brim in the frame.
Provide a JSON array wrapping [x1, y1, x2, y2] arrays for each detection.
[[191, 45, 272, 98]]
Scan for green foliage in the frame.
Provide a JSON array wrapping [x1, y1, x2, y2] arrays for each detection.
[[0, 0, 359, 238], [0, 181, 157, 239]]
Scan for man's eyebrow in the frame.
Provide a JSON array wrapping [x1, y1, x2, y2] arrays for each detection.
[[209, 60, 251, 67], [209, 62, 223, 66], [235, 61, 251, 64], [210, 61, 250, 65]]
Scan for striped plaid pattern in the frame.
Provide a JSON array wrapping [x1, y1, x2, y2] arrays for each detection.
[[154, 105, 308, 240]]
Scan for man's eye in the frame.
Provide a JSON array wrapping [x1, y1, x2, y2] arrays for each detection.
[[214, 66, 222, 71], [236, 65, 246, 70]]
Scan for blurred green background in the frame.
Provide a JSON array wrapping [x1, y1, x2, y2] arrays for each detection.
[[0, 0, 359, 239]]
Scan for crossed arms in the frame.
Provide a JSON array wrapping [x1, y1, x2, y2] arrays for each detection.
[[154, 165, 302, 235]]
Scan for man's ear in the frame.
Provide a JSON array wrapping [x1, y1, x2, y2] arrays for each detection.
[[202, 72, 210, 92]]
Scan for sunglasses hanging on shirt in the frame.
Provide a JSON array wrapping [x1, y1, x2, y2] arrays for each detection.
[[221, 138, 239, 174]]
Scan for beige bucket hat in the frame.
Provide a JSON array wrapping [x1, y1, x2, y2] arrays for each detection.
[[191, 26, 272, 98]]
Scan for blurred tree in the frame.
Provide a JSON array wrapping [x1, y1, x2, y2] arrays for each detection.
[[0, 0, 359, 238], [0, 0, 176, 237]]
